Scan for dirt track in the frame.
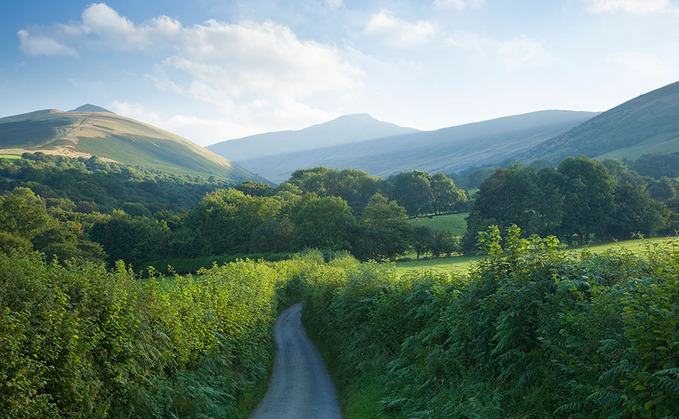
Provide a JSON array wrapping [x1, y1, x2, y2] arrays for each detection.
[[251, 303, 341, 419]]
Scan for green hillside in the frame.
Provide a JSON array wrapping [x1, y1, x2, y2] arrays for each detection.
[[0, 108, 267, 183], [521, 80, 679, 163]]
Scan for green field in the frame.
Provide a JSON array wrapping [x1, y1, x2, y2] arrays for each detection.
[[394, 235, 678, 277], [406, 212, 468, 236], [0, 154, 21, 160]]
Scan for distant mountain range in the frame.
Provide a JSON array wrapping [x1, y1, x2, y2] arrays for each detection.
[[209, 80, 679, 183], [208, 113, 419, 161], [211, 110, 597, 183], [0, 107, 265, 183], [2, 80, 677, 186]]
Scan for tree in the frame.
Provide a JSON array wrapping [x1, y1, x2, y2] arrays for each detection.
[[631, 152, 679, 178], [557, 157, 615, 243], [462, 165, 564, 250], [235, 181, 274, 197], [430, 173, 466, 214], [187, 189, 282, 254], [355, 193, 411, 260], [286, 167, 388, 213], [0, 187, 54, 238], [89, 210, 167, 266], [292, 196, 356, 251], [411, 225, 435, 259], [608, 182, 670, 239], [389, 171, 433, 217]]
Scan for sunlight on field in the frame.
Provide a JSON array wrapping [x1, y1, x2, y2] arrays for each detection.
[[394, 235, 678, 277], [394, 254, 480, 276], [406, 212, 468, 236], [0, 154, 20, 160]]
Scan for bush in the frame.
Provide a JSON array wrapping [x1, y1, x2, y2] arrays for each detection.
[[301, 226, 679, 418], [0, 251, 320, 418]]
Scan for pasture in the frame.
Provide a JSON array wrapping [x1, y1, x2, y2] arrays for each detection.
[[406, 212, 468, 236], [394, 235, 678, 277]]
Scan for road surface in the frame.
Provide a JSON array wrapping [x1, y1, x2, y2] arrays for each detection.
[[251, 303, 342, 419]]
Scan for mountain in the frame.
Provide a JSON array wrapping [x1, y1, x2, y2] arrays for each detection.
[[207, 113, 419, 161], [69, 104, 115, 113], [0, 107, 266, 183], [520, 81, 679, 163], [222, 110, 596, 183]]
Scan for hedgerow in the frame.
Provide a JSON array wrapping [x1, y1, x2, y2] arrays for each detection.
[[0, 251, 319, 418], [301, 226, 679, 418]]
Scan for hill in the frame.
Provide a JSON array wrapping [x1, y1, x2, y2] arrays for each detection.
[[69, 104, 115, 113], [224, 110, 596, 183], [207, 113, 419, 161], [520, 81, 679, 163], [0, 107, 266, 183]]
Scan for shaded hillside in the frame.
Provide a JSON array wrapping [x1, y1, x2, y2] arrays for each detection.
[[69, 104, 114, 113], [233, 110, 596, 183], [0, 107, 266, 183], [521, 81, 679, 163], [208, 113, 419, 161]]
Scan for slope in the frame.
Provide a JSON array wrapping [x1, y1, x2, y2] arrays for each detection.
[[231, 110, 596, 183], [0, 108, 266, 183], [520, 80, 679, 163], [207, 113, 419, 161]]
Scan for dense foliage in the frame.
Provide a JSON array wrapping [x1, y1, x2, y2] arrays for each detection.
[[0, 155, 466, 268], [0, 153, 232, 214], [301, 227, 679, 418], [0, 251, 322, 418], [464, 156, 676, 249]]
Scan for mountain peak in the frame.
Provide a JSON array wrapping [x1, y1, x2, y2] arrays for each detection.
[[69, 104, 115, 114], [208, 114, 419, 161]]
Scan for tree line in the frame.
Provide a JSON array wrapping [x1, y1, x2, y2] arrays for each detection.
[[0, 155, 467, 270], [1, 152, 678, 271], [464, 156, 678, 250]]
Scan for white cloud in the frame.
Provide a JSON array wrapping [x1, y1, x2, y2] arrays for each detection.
[[608, 52, 665, 76], [581, 0, 670, 13], [364, 11, 438, 47], [109, 101, 162, 125], [499, 36, 552, 69], [433, 0, 484, 10], [17, 29, 79, 57], [80, 3, 182, 50], [17, 4, 363, 142], [143, 19, 363, 111], [325, 0, 343, 10]]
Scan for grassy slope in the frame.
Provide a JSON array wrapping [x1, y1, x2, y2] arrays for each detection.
[[0, 110, 265, 183], [521, 80, 679, 163], [406, 212, 468, 236], [394, 236, 678, 277]]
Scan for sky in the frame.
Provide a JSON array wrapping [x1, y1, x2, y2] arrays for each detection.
[[1, 0, 678, 146]]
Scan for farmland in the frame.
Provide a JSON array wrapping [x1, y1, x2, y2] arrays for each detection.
[[394, 235, 678, 276]]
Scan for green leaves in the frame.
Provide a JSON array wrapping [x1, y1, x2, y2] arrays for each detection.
[[0, 251, 322, 418], [301, 227, 679, 418]]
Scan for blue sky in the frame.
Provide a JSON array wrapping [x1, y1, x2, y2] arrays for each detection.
[[1, 0, 678, 146]]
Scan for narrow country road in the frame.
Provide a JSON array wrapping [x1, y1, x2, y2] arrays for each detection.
[[251, 303, 342, 419]]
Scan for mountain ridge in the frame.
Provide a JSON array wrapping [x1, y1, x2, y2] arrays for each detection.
[[0, 106, 266, 184], [519, 80, 679, 163], [224, 110, 597, 183], [69, 104, 115, 113], [207, 113, 419, 161]]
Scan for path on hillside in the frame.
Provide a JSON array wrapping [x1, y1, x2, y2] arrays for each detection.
[[251, 303, 341, 419]]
